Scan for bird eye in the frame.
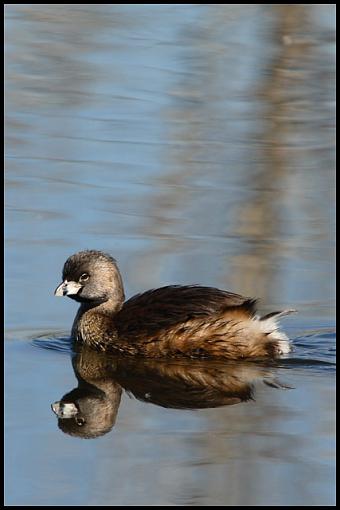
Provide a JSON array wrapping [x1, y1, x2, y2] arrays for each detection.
[[79, 273, 89, 282], [76, 417, 85, 426]]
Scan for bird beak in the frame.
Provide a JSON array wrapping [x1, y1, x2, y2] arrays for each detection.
[[54, 280, 82, 296]]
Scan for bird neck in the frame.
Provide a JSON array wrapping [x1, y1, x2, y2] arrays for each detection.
[[78, 296, 124, 315]]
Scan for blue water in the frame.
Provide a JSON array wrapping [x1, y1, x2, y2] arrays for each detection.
[[5, 4, 335, 506]]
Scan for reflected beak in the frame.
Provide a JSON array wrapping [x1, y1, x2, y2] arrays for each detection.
[[51, 401, 78, 418], [54, 280, 82, 297]]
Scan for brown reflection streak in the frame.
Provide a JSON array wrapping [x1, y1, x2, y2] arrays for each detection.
[[230, 5, 314, 301], [227, 7, 315, 502]]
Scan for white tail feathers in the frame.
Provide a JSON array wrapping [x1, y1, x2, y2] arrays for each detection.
[[257, 309, 297, 355]]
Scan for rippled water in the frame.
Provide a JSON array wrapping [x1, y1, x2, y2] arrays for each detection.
[[5, 4, 335, 506]]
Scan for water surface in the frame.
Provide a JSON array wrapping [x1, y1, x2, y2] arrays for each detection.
[[5, 4, 335, 506]]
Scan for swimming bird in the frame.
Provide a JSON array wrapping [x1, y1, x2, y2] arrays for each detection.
[[55, 250, 295, 359]]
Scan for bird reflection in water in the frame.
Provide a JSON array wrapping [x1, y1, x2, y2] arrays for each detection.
[[51, 346, 291, 439]]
